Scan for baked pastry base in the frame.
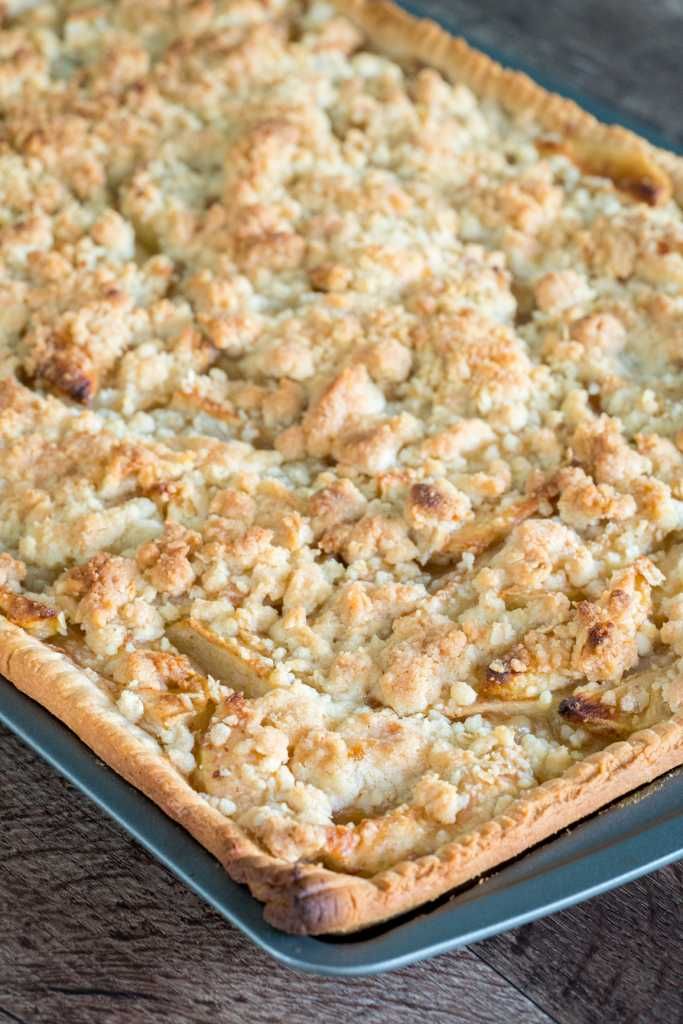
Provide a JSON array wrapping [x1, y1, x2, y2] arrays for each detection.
[[4, 612, 682, 935], [2, 0, 683, 934]]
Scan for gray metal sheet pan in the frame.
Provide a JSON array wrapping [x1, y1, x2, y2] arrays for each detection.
[[2, 1, 682, 976], [1, 680, 681, 976], [2, 680, 682, 976]]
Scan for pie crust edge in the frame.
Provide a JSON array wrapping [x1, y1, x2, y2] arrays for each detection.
[[1, 0, 683, 936], [3, 615, 682, 934]]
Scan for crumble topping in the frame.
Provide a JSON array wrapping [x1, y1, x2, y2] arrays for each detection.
[[1, 0, 682, 874]]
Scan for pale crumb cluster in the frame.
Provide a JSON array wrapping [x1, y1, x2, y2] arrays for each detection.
[[0, 0, 682, 874]]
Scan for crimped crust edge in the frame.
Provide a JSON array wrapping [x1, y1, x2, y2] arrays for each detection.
[[2, 615, 681, 934], [2, 0, 683, 935], [334, 0, 683, 208]]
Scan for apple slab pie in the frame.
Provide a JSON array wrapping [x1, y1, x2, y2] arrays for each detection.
[[1, 0, 682, 934]]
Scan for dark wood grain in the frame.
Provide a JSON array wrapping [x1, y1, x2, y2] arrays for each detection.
[[2, 723, 681, 1024], [415, 0, 683, 148], [1, 2, 682, 1022], [0, 728, 555, 1024], [478, 865, 683, 1024]]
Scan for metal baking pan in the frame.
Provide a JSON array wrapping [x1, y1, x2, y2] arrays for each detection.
[[2, 680, 682, 975], [2, 2, 682, 976]]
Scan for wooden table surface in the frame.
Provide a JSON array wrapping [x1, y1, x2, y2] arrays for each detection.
[[2, 2, 682, 1022]]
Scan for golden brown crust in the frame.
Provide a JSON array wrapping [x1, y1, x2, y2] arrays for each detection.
[[267, 711, 683, 934], [2, 614, 681, 934], [0, 615, 343, 926], [2, 0, 683, 937], [334, 0, 683, 205]]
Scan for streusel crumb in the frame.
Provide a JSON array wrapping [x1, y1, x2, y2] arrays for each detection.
[[0, 0, 682, 873]]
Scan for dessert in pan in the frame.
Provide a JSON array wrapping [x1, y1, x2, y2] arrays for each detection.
[[0, 0, 681, 934]]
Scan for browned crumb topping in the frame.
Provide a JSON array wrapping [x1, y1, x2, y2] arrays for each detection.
[[0, 0, 682, 874]]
